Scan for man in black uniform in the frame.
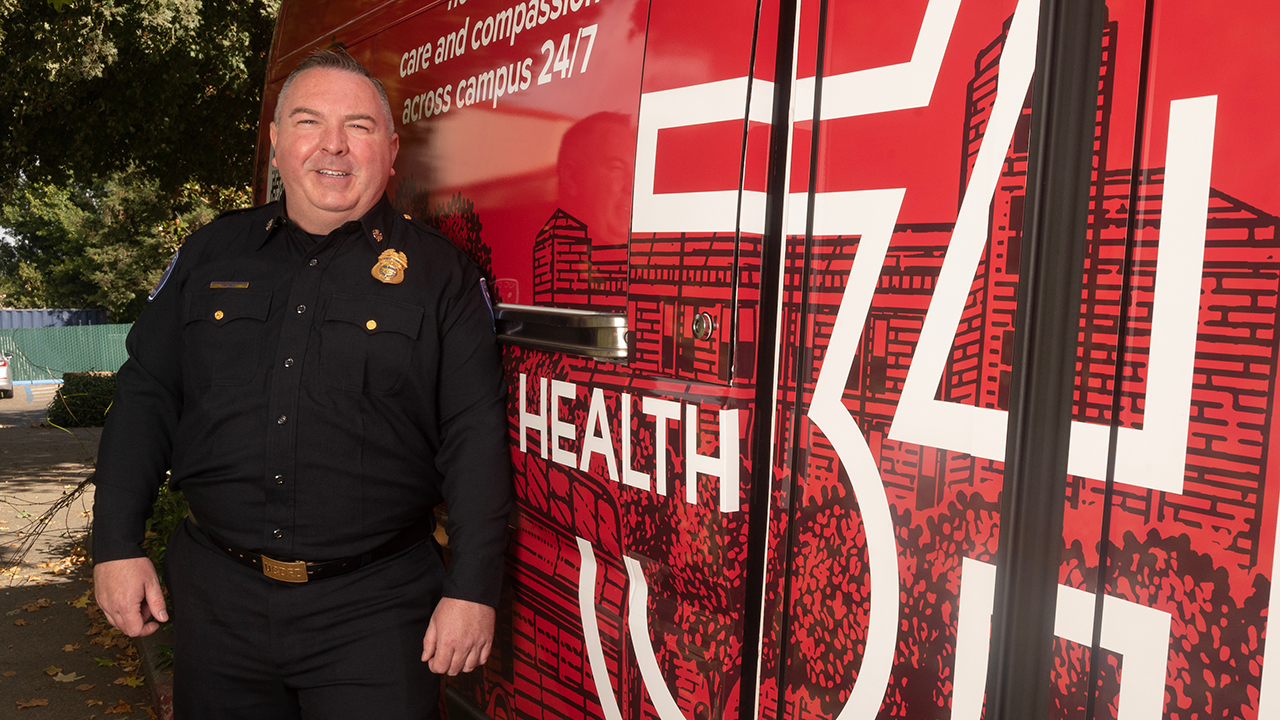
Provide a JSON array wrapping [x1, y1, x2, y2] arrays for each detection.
[[92, 50, 512, 719]]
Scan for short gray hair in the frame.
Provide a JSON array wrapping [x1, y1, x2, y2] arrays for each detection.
[[274, 49, 395, 135]]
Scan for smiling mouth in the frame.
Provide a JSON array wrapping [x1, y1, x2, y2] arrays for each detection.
[[316, 169, 350, 177]]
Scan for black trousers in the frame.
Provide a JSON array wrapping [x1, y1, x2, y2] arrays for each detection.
[[164, 519, 444, 720]]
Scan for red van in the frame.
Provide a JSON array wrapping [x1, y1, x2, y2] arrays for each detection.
[[254, 2, 1280, 720]]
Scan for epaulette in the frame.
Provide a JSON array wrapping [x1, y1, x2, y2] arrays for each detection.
[[398, 212, 435, 233], [214, 201, 278, 221]]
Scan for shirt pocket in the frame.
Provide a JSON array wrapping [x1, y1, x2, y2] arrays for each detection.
[[182, 290, 273, 387], [320, 294, 425, 394]]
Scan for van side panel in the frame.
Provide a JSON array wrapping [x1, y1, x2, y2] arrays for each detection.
[[251, 2, 1280, 720]]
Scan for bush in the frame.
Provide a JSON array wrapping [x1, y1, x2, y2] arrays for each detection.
[[142, 480, 188, 572], [46, 371, 116, 427]]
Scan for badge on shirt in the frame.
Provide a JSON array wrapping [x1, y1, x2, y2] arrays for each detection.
[[371, 249, 408, 284], [148, 249, 181, 302]]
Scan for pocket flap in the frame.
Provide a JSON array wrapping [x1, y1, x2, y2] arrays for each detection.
[[325, 294, 424, 339], [185, 290, 272, 326]]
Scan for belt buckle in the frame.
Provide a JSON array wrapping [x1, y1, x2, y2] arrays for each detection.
[[261, 555, 309, 583]]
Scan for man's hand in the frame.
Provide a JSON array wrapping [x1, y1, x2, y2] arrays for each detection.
[[421, 597, 495, 675], [93, 557, 168, 637]]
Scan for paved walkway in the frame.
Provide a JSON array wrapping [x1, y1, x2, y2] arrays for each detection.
[[0, 387, 154, 717]]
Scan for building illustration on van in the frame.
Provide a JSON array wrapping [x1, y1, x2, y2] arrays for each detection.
[[254, 1, 1280, 720]]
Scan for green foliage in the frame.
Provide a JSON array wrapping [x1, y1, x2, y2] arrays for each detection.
[[46, 371, 116, 427], [0, 172, 251, 320], [0, 0, 275, 320], [142, 480, 188, 572], [0, 0, 281, 193]]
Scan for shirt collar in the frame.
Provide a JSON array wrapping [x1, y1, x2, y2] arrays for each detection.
[[260, 192, 399, 251]]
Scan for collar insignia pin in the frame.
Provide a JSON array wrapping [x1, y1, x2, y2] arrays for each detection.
[[372, 229, 384, 242], [371, 249, 408, 284]]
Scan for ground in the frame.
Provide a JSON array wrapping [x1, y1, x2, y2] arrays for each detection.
[[0, 385, 156, 719]]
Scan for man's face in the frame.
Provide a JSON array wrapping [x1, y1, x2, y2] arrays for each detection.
[[270, 67, 399, 234]]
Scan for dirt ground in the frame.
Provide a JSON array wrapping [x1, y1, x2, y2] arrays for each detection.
[[0, 385, 154, 719]]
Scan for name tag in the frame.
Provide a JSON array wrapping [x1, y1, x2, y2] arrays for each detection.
[[209, 281, 251, 289]]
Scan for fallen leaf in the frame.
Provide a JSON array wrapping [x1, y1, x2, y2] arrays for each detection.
[[12, 619, 25, 626], [94, 657, 115, 667], [23, 598, 52, 612], [52, 671, 85, 682], [76, 683, 95, 691], [113, 675, 144, 688], [63, 643, 81, 651], [16, 698, 49, 709], [69, 592, 91, 609], [86, 699, 104, 707], [146, 706, 159, 719], [2, 670, 15, 677], [43, 666, 62, 676], [104, 700, 132, 714]]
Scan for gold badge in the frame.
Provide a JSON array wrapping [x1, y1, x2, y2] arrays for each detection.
[[371, 249, 408, 284], [372, 229, 384, 242]]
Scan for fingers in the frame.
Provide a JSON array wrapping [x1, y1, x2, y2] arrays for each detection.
[[114, 603, 146, 637], [93, 557, 166, 638], [421, 622, 438, 664], [144, 573, 170, 624], [427, 643, 455, 675], [463, 641, 487, 674], [421, 598, 496, 675], [423, 630, 483, 675]]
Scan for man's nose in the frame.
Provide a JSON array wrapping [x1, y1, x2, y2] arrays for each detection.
[[321, 124, 348, 154]]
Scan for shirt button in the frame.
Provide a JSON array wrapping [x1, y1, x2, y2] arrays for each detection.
[[277, 415, 287, 425], [296, 304, 306, 314], [273, 529, 284, 539], [284, 358, 294, 368], [308, 258, 318, 267], [274, 474, 284, 485]]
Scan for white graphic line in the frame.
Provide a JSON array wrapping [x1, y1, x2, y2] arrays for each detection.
[[577, 538, 624, 720], [624, 556, 687, 720], [806, 188, 906, 720], [888, 0, 1040, 459], [795, 0, 963, 121], [951, 559, 1172, 720]]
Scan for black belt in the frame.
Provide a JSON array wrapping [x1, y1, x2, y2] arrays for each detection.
[[187, 513, 432, 583]]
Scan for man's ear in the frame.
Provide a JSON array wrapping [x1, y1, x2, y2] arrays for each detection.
[[389, 133, 400, 176]]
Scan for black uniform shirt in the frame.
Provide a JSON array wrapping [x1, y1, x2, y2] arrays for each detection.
[[93, 195, 512, 607]]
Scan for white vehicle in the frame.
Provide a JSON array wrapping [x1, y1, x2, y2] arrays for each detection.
[[0, 352, 13, 399]]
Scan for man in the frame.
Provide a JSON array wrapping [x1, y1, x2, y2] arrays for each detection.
[[92, 50, 512, 719]]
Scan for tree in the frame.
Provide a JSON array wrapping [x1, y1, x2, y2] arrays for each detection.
[[0, 0, 279, 193], [0, 171, 249, 320], [0, 0, 279, 320]]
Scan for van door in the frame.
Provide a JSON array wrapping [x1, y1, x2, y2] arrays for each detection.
[[758, 2, 1280, 720], [370, 1, 780, 719]]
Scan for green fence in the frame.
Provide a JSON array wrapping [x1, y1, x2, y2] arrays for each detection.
[[0, 324, 132, 382]]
